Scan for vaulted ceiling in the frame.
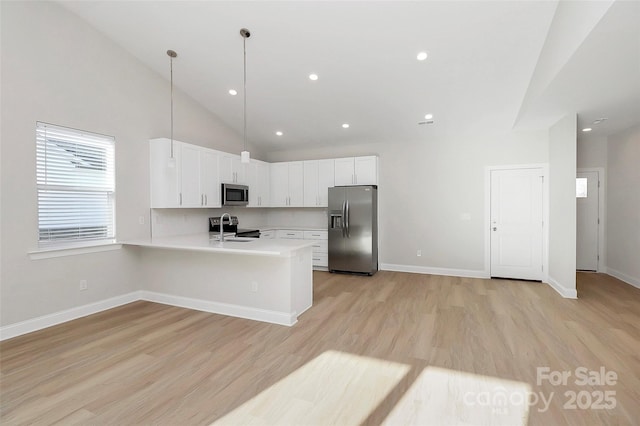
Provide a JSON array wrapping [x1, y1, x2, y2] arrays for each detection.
[[58, 0, 640, 151]]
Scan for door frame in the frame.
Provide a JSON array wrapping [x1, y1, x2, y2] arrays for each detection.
[[577, 167, 606, 272], [484, 164, 549, 281]]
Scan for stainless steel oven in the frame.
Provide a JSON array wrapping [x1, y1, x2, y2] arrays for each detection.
[[221, 183, 249, 206]]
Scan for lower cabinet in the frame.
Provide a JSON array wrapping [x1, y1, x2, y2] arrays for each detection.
[[268, 229, 328, 269], [304, 231, 328, 268]]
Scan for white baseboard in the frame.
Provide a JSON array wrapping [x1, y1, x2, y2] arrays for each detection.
[[0, 291, 141, 341], [139, 291, 297, 326], [380, 263, 489, 279], [546, 276, 578, 299], [606, 267, 640, 289]]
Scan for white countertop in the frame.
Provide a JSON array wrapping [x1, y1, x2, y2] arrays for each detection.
[[122, 233, 314, 257], [256, 226, 327, 232]]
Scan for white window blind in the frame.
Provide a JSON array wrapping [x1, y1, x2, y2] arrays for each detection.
[[36, 122, 115, 245]]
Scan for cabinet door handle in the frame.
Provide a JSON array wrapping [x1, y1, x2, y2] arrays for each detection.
[[179, 193, 182, 206], [205, 194, 208, 205]]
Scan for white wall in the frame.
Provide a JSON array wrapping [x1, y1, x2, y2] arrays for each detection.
[[265, 130, 549, 276], [0, 1, 252, 327], [548, 114, 577, 297], [606, 125, 640, 287], [577, 135, 607, 169]]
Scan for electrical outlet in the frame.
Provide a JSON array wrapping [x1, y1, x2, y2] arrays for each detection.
[[79, 280, 88, 291], [139, 216, 145, 225], [417, 250, 422, 257], [251, 281, 258, 292]]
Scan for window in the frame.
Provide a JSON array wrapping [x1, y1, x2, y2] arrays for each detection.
[[576, 177, 588, 198], [36, 122, 115, 245]]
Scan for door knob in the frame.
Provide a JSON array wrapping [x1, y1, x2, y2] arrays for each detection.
[[493, 227, 497, 231]]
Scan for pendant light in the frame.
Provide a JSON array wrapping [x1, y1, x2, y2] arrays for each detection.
[[240, 28, 251, 163], [167, 49, 178, 168]]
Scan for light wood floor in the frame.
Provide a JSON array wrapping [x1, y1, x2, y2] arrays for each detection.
[[1, 272, 639, 425]]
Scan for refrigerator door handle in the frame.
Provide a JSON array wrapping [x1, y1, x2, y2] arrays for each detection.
[[345, 200, 350, 238], [342, 200, 347, 237]]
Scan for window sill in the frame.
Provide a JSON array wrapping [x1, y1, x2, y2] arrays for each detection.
[[29, 240, 122, 260]]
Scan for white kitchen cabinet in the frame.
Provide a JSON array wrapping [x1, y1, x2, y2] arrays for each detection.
[[220, 153, 247, 184], [303, 230, 328, 240], [262, 228, 328, 268], [181, 145, 221, 208], [334, 156, 378, 186], [259, 230, 275, 239], [276, 229, 305, 239], [150, 138, 182, 208], [150, 139, 220, 208], [200, 149, 220, 207], [270, 161, 304, 207], [303, 159, 335, 207], [179, 143, 202, 207], [248, 159, 270, 207]]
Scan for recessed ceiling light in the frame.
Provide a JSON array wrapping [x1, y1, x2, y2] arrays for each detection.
[[309, 73, 319, 81], [342, 123, 350, 129], [417, 52, 428, 61], [228, 89, 237, 96], [424, 113, 433, 120], [582, 128, 592, 132], [275, 131, 283, 136]]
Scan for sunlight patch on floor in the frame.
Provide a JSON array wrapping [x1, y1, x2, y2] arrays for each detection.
[[383, 366, 531, 426], [211, 350, 410, 425]]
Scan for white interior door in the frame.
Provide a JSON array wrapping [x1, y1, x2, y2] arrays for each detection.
[[576, 171, 599, 271], [490, 168, 543, 280]]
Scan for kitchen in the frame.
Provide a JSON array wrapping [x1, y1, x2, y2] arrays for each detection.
[[123, 136, 380, 325]]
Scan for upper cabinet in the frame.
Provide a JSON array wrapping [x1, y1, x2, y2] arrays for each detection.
[[150, 138, 220, 208], [247, 159, 270, 207], [334, 156, 378, 186], [151, 137, 378, 209], [270, 161, 304, 207], [150, 138, 181, 208], [335, 155, 378, 186], [304, 159, 335, 207], [200, 149, 221, 208], [220, 153, 247, 184]]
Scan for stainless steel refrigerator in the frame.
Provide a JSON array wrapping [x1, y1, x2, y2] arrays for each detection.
[[328, 185, 378, 275]]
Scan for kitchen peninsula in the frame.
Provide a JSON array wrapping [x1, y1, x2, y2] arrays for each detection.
[[124, 234, 313, 326]]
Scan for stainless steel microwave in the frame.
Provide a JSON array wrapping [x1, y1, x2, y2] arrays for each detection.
[[222, 183, 249, 206]]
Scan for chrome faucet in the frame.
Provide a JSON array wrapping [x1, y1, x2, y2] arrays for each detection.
[[219, 213, 231, 242]]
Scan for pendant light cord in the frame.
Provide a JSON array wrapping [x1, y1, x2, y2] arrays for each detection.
[[170, 53, 174, 159], [243, 36, 247, 153], [166, 50, 177, 160]]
